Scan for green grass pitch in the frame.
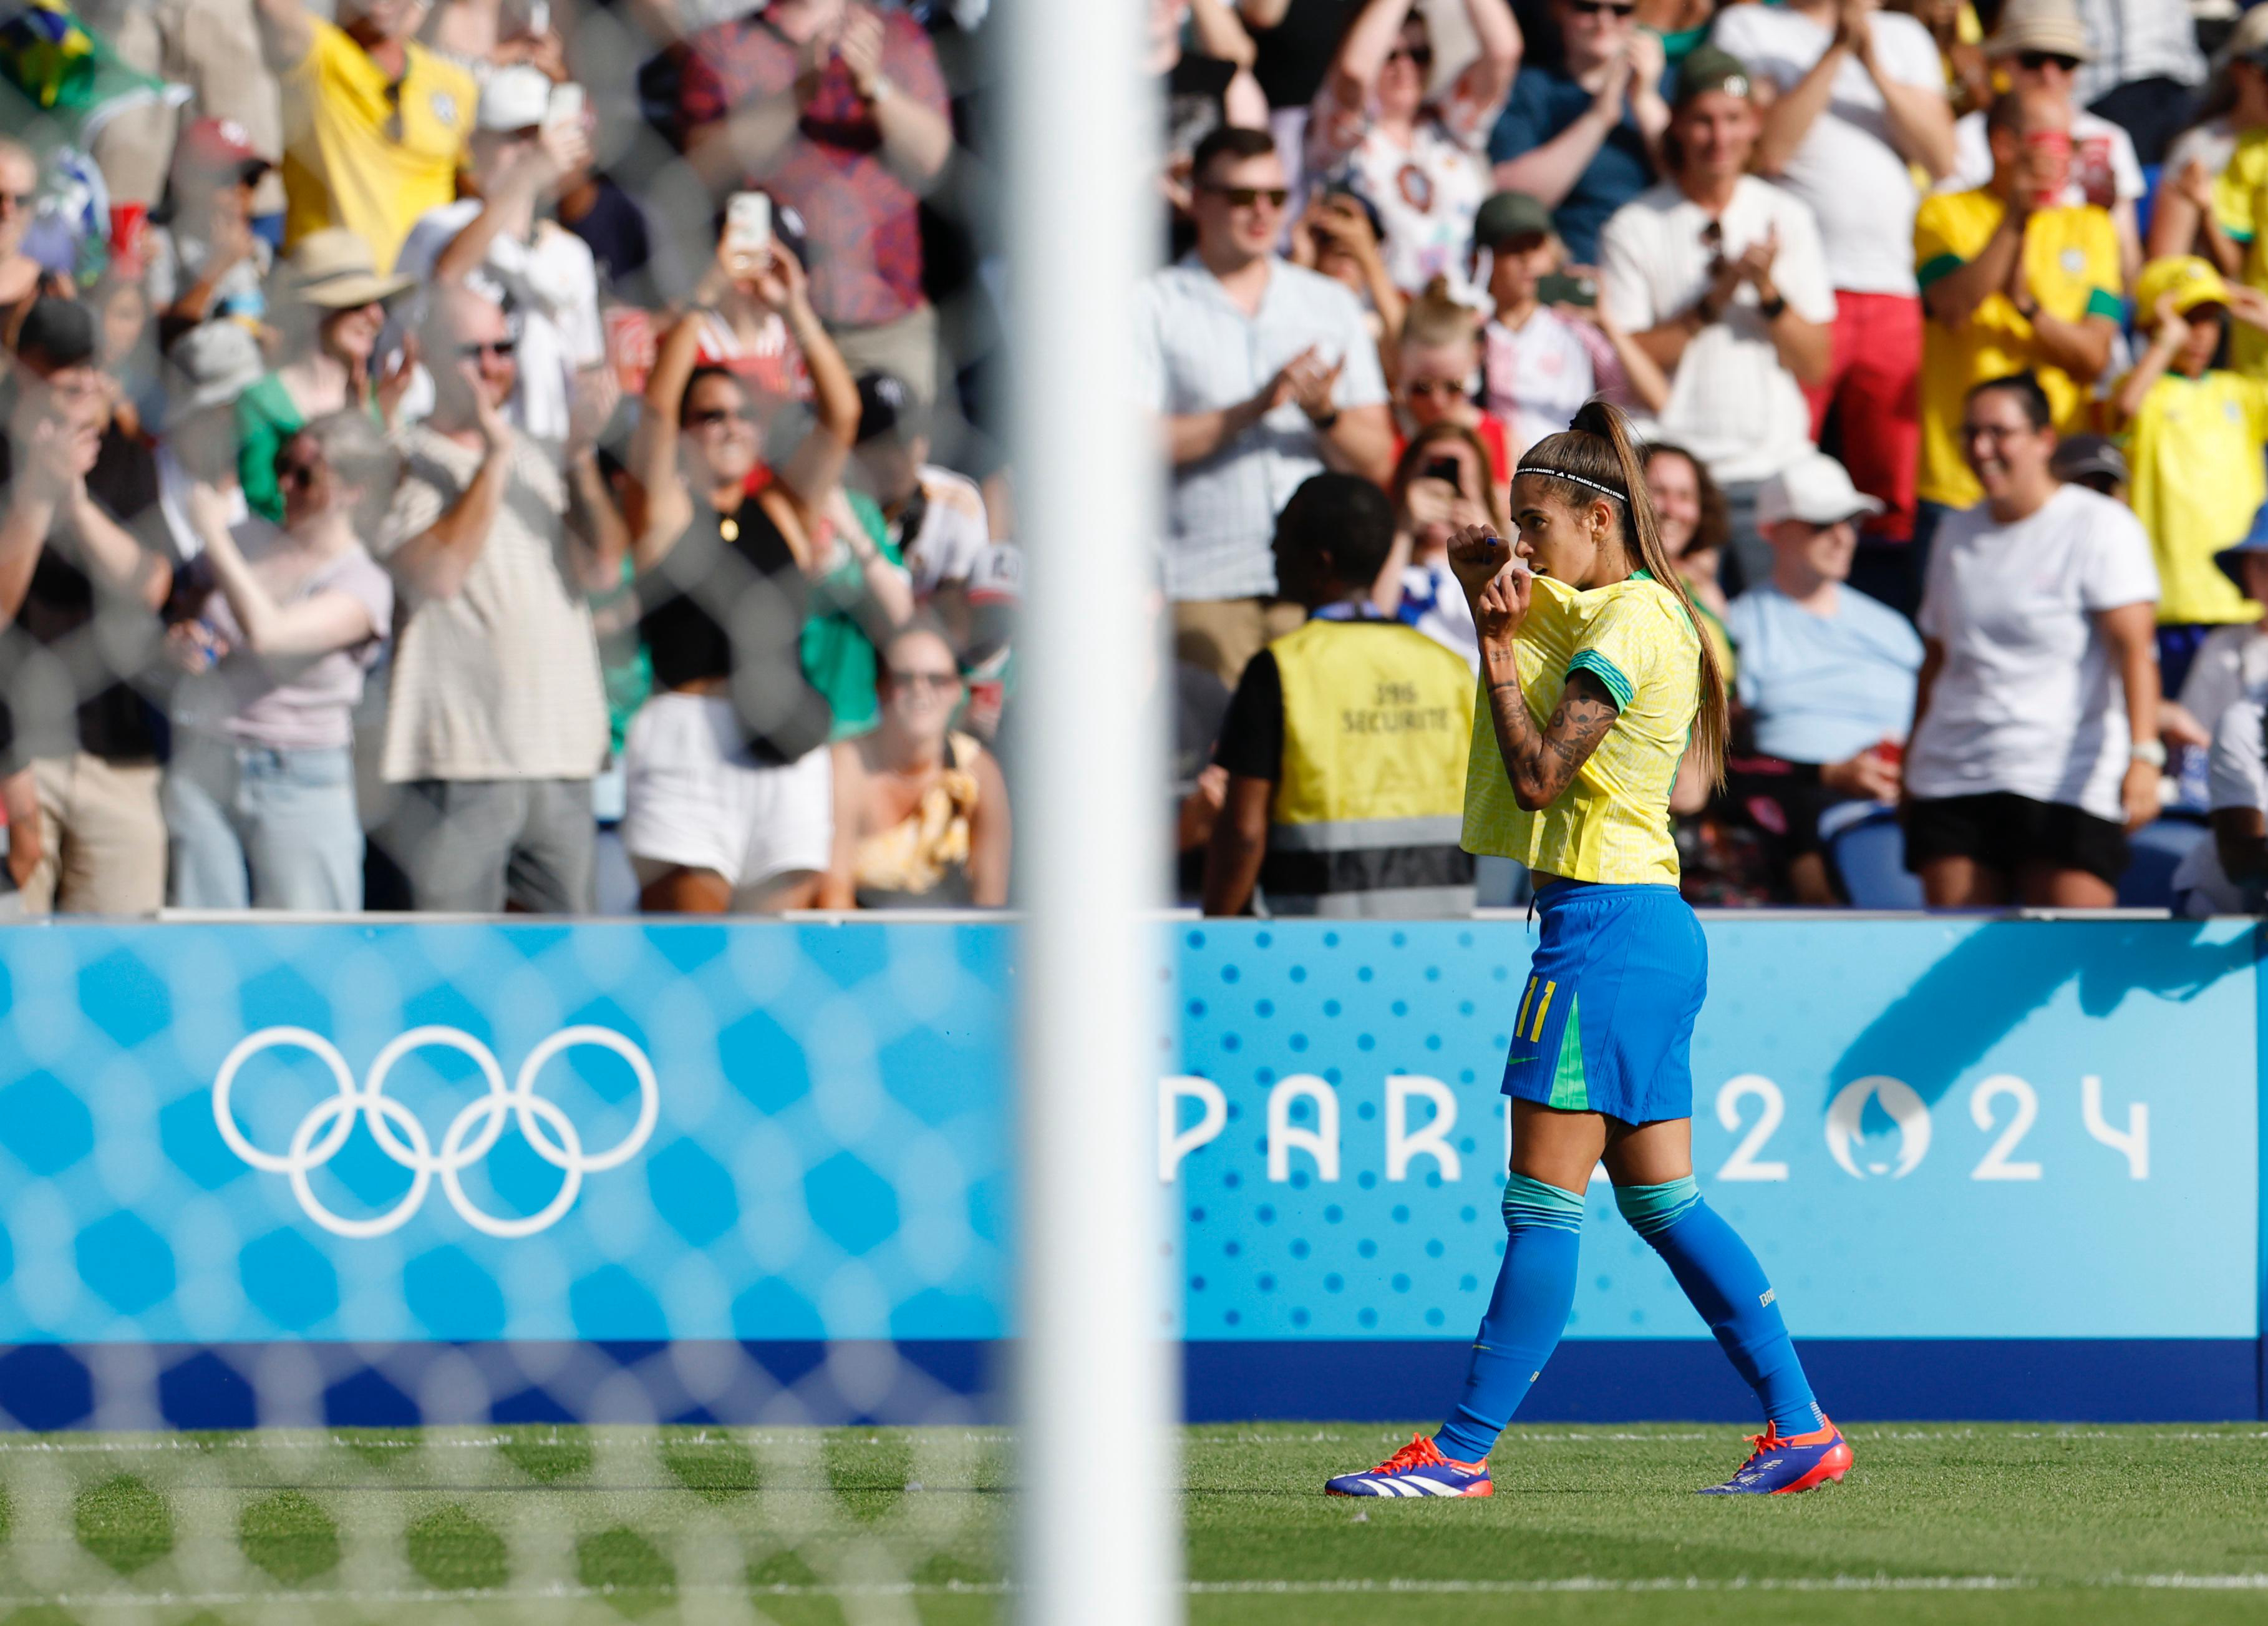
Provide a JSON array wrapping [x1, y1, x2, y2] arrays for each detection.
[[1, 1423, 2267, 1622]]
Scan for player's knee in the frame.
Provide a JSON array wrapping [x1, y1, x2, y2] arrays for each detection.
[[1500, 1172, 1586, 1235], [1614, 1176, 1701, 1239]]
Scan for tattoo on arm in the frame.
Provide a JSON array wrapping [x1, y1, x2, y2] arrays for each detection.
[[1490, 668, 1621, 810]]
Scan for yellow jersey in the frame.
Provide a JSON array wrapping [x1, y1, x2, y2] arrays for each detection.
[[1913, 188, 2123, 509], [280, 21, 477, 271], [2120, 367, 2268, 624], [1462, 570, 1699, 887], [2212, 130, 2268, 379]]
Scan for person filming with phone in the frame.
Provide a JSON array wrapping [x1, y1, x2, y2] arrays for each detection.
[[676, 0, 953, 401], [394, 67, 606, 452]]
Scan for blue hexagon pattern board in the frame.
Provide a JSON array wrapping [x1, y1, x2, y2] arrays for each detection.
[[0, 923, 1011, 1345], [0, 917, 2260, 1424], [1167, 919, 2259, 1345]]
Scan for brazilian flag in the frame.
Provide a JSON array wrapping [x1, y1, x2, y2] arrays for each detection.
[[0, 0, 183, 150]]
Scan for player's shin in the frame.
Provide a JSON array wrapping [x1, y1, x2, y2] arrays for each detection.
[[1434, 1172, 1585, 1463], [1618, 1177, 1825, 1434]]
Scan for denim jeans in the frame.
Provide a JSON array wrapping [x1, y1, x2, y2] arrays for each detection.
[[164, 736, 364, 912]]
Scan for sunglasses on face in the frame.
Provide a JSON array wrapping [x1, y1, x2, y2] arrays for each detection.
[[1566, 1, 1639, 19], [689, 404, 757, 427], [0, 190, 32, 212], [2016, 51, 2081, 72], [457, 339, 516, 359], [273, 452, 326, 489], [1405, 377, 1467, 400], [887, 669, 961, 692], [1386, 42, 1435, 67], [1201, 184, 1291, 210]]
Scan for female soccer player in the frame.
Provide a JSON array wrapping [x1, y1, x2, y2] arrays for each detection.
[[1324, 401, 1851, 1498]]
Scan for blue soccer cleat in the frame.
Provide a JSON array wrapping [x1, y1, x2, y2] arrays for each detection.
[[1699, 1418, 1853, 1495], [1324, 1433, 1493, 1497]]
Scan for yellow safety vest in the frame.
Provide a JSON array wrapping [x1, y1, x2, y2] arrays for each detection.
[[1262, 616, 1477, 917]]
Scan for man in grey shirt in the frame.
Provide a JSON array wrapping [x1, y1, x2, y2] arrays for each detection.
[[372, 283, 625, 913], [1135, 125, 1393, 686]]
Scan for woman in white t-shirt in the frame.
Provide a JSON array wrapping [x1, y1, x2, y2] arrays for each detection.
[[1903, 372, 2163, 907], [1307, 0, 1522, 301]]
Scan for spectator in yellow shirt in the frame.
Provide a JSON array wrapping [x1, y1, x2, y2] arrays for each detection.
[[1912, 87, 2121, 527], [255, 0, 477, 271], [2106, 255, 2268, 694]]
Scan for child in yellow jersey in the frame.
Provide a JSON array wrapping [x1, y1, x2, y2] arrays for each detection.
[[2109, 255, 2268, 691], [1324, 402, 1851, 1502]]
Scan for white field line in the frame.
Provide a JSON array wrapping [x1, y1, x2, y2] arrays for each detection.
[[10, 1575, 2268, 1605], [4, 1425, 2267, 1456]]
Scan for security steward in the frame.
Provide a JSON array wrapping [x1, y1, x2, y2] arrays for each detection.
[[1203, 474, 1477, 917]]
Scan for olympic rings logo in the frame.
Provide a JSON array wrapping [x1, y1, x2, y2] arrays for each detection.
[[211, 1026, 660, 1239]]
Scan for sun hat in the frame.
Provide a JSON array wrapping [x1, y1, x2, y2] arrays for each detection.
[[1755, 452, 1885, 530], [1985, 0, 2095, 62], [2133, 255, 2232, 326], [280, 229, 414, 310]]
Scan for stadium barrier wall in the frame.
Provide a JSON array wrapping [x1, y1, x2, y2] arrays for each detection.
[[0, 918, 2256, 1428]]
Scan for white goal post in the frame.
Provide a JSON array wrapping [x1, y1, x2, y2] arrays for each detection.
[[1007, 0, 1180, 1622]]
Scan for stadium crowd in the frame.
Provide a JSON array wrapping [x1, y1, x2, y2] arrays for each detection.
[[0, 0, 2261, 918]]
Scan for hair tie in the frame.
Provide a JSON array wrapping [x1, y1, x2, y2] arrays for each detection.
[[1517, 463, 1627, 502]]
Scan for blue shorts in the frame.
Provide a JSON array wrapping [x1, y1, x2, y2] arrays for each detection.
[[1501, 880, 1707, 1125]]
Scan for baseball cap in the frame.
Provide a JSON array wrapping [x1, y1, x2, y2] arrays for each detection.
[[1755, 452, 1885, 529], [2050, 433, 2128, 488], [2133, 255, 2231, 324], [1673, 45, 1752, 108], [855, 371, 928, 445], [14, 296, 95, 369], [1472, 190, 1554, 248], [1985, 0, 2094, 61], [175, 117, 266, 180], [165, 321, 265, 425], [477, 66, 553, 132]]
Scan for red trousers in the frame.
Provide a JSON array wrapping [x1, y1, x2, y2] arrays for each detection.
[[1805, 290, 1921, 544]]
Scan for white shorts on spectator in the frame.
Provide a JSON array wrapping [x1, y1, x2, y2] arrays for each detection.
[[623, 691, 833, 897]]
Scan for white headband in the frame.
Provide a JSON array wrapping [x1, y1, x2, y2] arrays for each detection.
[[1518, 463, 1626, 502]]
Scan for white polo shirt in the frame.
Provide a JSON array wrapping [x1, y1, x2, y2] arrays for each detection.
[[1133, 254, 1390, 601], [1597, 176, 1837, 486]]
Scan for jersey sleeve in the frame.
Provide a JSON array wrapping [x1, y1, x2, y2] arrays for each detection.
[[1913, 193, 1963, 291], [2207, 698, 2268, 814], [1566, 590, 1667, 711], [2081, 210, 2123, 315], [2216, 142, 2262, 246]]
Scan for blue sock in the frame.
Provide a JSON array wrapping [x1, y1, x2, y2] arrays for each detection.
[[1434, 1173, 1584, 1463], [1617, 1178, 1824, 1435]]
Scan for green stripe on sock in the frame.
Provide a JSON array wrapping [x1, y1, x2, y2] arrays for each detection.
[[1501, 1171, 1586, 1234], [1614, 1176, 1702, 1238]]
